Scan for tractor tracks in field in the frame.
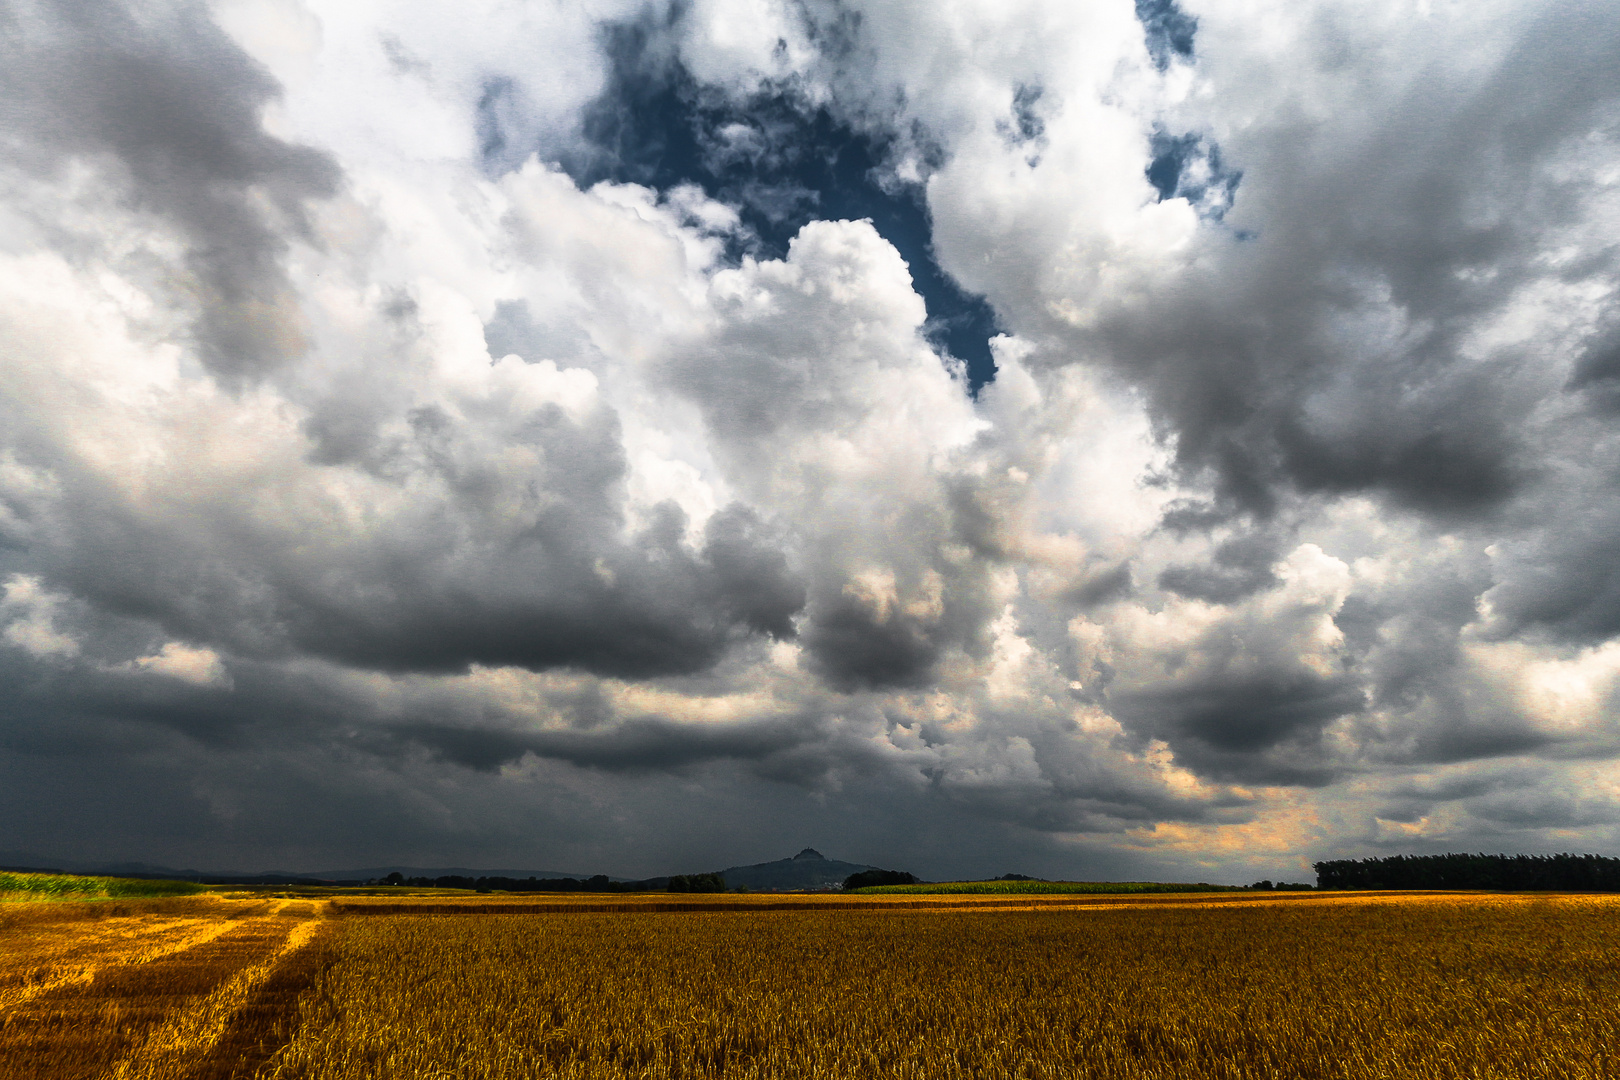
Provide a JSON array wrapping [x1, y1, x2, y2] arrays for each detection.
[[0, 900, 336, 1080]]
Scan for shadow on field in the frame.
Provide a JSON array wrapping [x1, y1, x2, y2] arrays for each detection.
[[180, 922, 338, 1080]]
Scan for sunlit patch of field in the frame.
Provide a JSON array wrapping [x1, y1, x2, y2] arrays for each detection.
[[0, 897, 332, 1080], [266, 893, 1620, 1080], [4, 891, 1617, 1078], [0, 897, 250, 1015]]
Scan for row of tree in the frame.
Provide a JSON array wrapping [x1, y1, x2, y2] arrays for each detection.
[[388, 872, 744, 893], [844, 869, 917, 889], [396, 874, 659, 893], [667, 873, 728, 893], [1314, 853, 1620, 891]]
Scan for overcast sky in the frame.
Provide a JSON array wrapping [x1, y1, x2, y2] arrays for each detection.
[[2, 0, 1619, 882]]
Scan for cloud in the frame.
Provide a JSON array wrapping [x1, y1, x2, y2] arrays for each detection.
[[1, 575, 79, 659], [120, 642, 231, 688], [0, 0, 340, 382], [0, 0, 1618, 881]]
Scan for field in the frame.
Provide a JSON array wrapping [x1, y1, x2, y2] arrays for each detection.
[[0, 872, 208, 900], [846, 879, 1244, 895], [2, 890, 1617, 1079]]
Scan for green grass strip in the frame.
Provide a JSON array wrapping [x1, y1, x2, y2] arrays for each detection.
[[0, 870, 208, 899]]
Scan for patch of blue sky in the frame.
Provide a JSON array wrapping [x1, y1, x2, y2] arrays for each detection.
[[1146, 128, 1242, 222], [481, 17, 1004, 391], [1136, 0, 1198, 71]]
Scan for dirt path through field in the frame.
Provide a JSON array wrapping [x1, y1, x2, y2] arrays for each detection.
[[0, 900, 331, 1080]]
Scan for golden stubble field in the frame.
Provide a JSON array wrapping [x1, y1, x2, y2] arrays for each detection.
[[2, 890, 1617, 1079]]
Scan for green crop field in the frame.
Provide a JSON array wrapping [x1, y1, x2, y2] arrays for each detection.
[[0, 871, 208, 900]]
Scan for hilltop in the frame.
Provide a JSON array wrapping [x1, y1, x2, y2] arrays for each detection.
[[716, 849, 881, 891]]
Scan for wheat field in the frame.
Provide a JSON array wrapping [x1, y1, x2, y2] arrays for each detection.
[[3, 891, 1617, 1079], [0, 896, 332, 1080]]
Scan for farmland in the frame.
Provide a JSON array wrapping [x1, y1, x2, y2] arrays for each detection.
[[2, 890, 1617, 1078], [844, 879, 1245, 895], [0, 872, 208, 900]]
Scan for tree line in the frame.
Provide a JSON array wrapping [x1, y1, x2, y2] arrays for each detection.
[[385, 872, 740, 893], [843, 869, 917, 889], [1314, 853, 1620, 891], [394, 874, 660, 893], [383, 870, 918, 892]]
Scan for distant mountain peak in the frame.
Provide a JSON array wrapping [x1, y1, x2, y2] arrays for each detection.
[[792, 848, 825, 861]]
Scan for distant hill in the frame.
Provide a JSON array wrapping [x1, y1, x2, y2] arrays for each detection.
[[3, 849, 908, 891], [716, 848, 886, 891], [0, 855, 212, 880]]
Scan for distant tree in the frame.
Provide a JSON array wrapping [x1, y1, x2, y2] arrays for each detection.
[[844, 869, 918, 889], [1251, 880, 1274, 890], [668, 873, 727, 893], [384, 872, 404, 886], [389, 871, 672, 893], [434, 876, 475, 890], [1313, 853, 1620, 891]]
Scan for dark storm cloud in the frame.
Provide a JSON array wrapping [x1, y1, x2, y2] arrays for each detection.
[[12, 347, 803, 680], [47, 489, 804, 681], [6, 630, 406, 763], [788, 475, 1013, 692], [1402, 718, 1554, 767], [1567, 324, 1620, 409], [1384, 774, 1500, 805], [1157, 531, 1281, 604], [1085, 0, 1620, 523], [797, 513, 1002, 693], [1111, 672, 1363, 785], [703, 505, 807, 641], [0, 0, 339, 382], [1468, 790, 1620, 830], [1106, 286, 1534, 522], [1326, 552, 1569, 768], [398, 714, 818, 774], [1479, 508, 1620, 645], [1378, 768, 1620, 834], [1353, 566, 1484, 712], [963, 715, 1266, 831], [804, 588, 957, 691], [1061, 562, 1135, 609]]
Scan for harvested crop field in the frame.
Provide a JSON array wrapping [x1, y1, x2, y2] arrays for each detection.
[[2, 892, 1616, 1079], [0, 897, 332, 1080]]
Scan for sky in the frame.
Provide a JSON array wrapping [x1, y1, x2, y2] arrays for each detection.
[[2, 0, 1619, 883]]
